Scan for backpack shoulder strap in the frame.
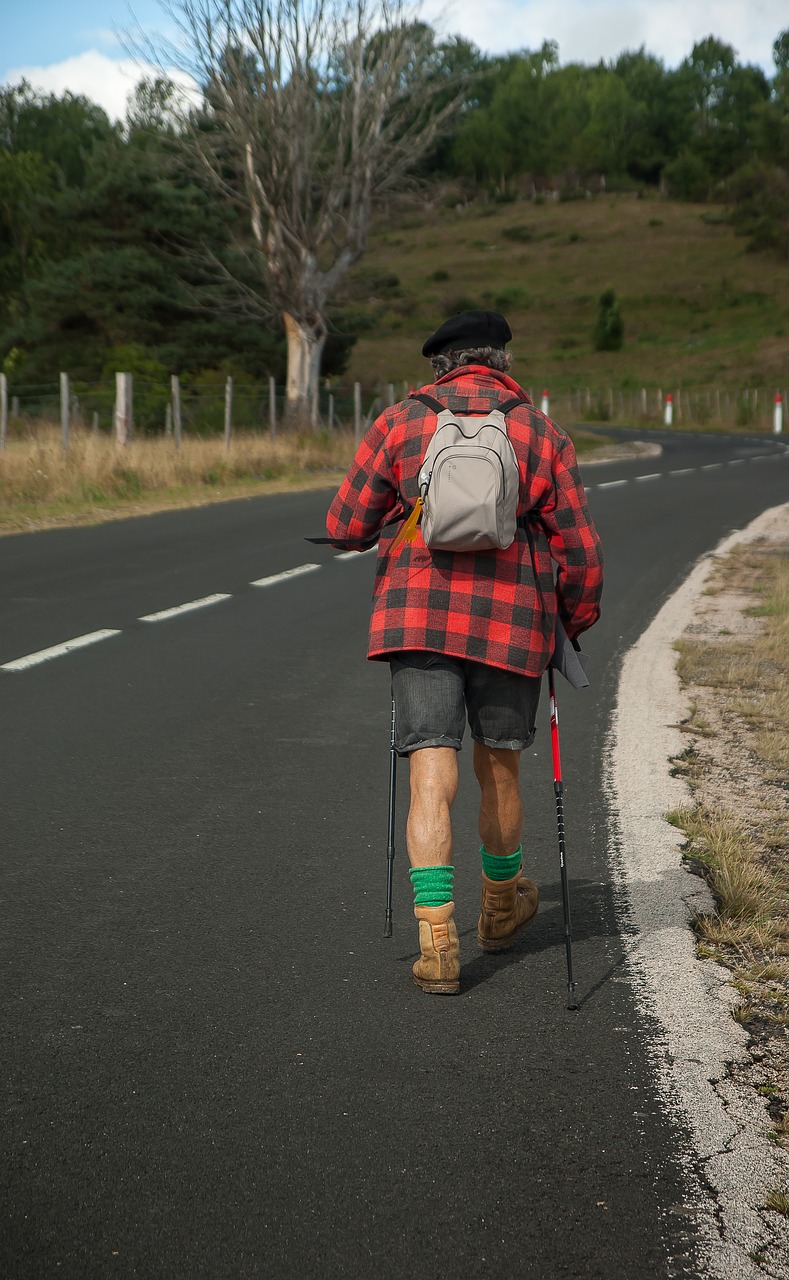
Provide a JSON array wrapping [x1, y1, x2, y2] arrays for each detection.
[[497, 396, 530, 414], [411, 393, 447, 414], [411, 392, 529, 416]]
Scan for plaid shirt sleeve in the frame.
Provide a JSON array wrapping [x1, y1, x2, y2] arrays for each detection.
[[539, 435, 603, 639], [325, 414, 400, 550]]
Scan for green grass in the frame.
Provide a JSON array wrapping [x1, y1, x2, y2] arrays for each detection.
[[345, 194, 789, 399]]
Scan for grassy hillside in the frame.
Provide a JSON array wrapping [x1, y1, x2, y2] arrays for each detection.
[[343, 193, 789, 398]]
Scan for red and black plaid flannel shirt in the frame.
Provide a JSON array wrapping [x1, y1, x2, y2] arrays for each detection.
[[326, 366, 603, 677]]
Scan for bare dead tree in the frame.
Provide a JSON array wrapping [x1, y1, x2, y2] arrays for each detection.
[[136, 0, 467, 423]]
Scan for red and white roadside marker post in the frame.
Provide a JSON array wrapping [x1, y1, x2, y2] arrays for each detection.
[[664, 393, 674, 426], [541, 388, 550, 415], [774, 393, 783, 435]]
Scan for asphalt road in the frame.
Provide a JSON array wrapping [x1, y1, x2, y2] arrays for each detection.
[[2, 428, 788, 1279]]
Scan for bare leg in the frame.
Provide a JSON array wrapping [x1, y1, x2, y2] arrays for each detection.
[[473, 743, 524, 856], [406, 747, 459, 868]]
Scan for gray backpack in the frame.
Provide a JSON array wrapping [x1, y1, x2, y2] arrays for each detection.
[[412, 393, 526, 552]]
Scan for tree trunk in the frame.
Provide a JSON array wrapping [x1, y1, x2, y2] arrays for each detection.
[[283, 313, 326, 428]]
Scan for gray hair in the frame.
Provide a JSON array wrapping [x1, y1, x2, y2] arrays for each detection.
[[429, 346, 512, 379]]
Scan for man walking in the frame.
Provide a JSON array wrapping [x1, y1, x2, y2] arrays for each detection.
[[326, 310, 603, 994]]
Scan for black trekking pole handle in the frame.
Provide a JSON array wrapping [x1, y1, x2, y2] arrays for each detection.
[[549, 664, 579, 1010], [384, 698, 397, 937]]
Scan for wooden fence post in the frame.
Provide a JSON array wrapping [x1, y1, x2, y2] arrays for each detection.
[[269, 377, 277, 437], [60, 372, 70, 452], [354, 382, 362, 442], [115, 373, 134, 445], [170, 375, 181, 451], [165, 403, 172, 437], [224, 376, 233, 452], [0, 373, 7, 452], [115, 372, 129, 446], [328, 394, 334, 431], [92, 411, 99, 434], [387, 383, 395, 407]]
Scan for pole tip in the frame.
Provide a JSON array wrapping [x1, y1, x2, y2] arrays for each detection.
[[384, 919, 393, 939], [567, 985, 579, 1011]]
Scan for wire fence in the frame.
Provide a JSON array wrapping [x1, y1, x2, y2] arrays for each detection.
[[0, 373, 787, 450]]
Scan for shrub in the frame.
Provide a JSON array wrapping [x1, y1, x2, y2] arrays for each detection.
[[494, 286, 530, 310], [663, 151, 714, 202], [725, 164, 789, 259], [501, 225, 534, 243], [593, 287, 625, 352]]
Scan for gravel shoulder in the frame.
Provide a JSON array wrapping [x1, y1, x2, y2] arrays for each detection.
[[608, 502, 789, 1279]]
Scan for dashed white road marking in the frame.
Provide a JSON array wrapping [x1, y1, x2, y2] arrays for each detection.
[[251, 563, 320, 587], [139, 593, 232, 622], [336, 547, 377, 560], [1, 629, 121, 672], [6, 448, 786, 672]]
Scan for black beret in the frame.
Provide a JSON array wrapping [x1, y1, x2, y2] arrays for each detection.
[[422, 309, 512, 358]]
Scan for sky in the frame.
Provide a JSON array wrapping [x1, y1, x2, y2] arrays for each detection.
[[2, 0, 787, 122]]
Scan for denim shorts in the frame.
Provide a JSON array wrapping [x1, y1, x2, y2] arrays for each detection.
[[389, 651, 542, 755]]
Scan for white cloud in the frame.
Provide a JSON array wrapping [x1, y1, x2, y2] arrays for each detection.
[[3, 49, 196, 123], [432, 0, 786, 70]]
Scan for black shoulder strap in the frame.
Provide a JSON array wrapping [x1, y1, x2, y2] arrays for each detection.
[[411, 392, 528, 416], [497, 396, 530, 414], [411, 393, 446, 413]]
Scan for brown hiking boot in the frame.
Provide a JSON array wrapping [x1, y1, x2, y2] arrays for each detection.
[[477, 868, 539, 952], [412, 901, 460, 995]]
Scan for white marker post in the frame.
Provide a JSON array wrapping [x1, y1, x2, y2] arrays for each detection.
[[540, 388, 549, 415], [664, 393, 673, 427], [774, 393, 783, 435]]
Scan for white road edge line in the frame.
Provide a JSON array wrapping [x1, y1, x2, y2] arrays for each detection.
[[701, 463, 723, 470], [635, 473, 662, 482], [596, 479, 629, 489], [251, 563, 320, 587], [2, 629, 121, 672], [336, 547, 377, 560], [669, 467, 695, 476], [139, 593, 232, 622], [728, 459, 746, 466]]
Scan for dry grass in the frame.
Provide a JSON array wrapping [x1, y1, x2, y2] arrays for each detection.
[[765, 1187, 789, 1216], [0, 416, 609, 532], [670, 804, 785, 936], [0, 424, 356, 531]]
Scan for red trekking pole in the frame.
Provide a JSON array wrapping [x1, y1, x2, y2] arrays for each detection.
[[548, 664, 579, 1010]]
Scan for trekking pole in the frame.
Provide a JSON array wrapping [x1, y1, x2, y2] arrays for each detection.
[[384, 697, 397, 937], [548, 664, 579, 1010]]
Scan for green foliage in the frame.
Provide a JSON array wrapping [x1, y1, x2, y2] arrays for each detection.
[[664, 150, 714, 200], [726, 163, 789, 258], [594, 287, 624, 352], [1, 22, 789, 390]]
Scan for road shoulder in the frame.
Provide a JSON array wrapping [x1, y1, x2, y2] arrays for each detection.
[[607, 502, 789, 1280]]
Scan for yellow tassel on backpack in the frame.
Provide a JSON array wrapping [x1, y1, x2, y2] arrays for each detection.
[[390, 496, 424, 553]]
